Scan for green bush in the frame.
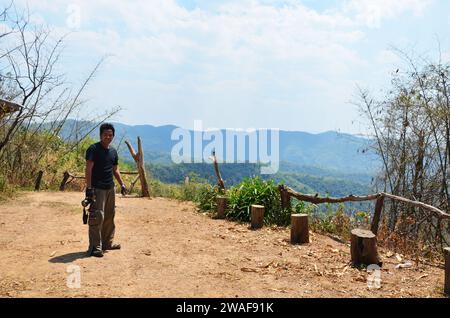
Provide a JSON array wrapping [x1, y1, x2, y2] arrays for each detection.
[[149, 179, 181, 199], [149, 178, 220, 210], [226, 177, 289, 226], [195, 183, 220, 212], [300, 202, 365, 241]]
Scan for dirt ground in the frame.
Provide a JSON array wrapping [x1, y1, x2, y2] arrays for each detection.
[[0, 191, 447, 298]]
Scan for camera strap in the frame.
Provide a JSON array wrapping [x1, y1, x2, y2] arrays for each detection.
[[83, 206, 88, 225]]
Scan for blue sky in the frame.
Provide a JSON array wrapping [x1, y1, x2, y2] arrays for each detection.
[[2, 0, 450, 134]]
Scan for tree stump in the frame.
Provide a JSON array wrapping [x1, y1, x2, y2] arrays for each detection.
[[445, 247, 450, 295], [251, 205, 265, 229], [216, 196, 228, 219], [291, 214, 309, 244], [350, 229, 382, 266]]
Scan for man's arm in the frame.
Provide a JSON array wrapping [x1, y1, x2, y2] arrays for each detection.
[[113, 165, 125, 188], [85, 160, 94, 188]]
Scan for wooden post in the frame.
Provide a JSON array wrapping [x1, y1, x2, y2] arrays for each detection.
[[59, 171, 70, 191], [211, 150, 225, 190], [279, 184, 292, 211], [34, 170, 44, 191], [350, 229, 382, 267], [125, 137, 150, 198], [445, 247, 450, 295], [251, 205, 265, 229], [291, 214, 309, 244], [216, 196, 228, 219], [371, 195, 384, 235], [137, 137, 150, 197]]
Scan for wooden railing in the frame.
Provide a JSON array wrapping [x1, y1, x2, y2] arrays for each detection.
[[278, 184, 450, 235], [58, 170, 139, 191]]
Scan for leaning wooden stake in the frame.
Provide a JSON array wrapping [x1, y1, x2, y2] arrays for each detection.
[[216, 196, 228, 219], [125, 137, 150, 198], [59, 171, 70, 191], [251, 205, 265, 229], [128, 175, 140, 194], [34, 170, 44, 191], [210, 150, 225, 190], [350, 229, 381, 266], [445, 247, 450, 295], [291, 214, 309, 244]]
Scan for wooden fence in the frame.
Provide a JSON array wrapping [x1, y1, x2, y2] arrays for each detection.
[[276, 184, 450, 294], [278, 184, 450, 235]]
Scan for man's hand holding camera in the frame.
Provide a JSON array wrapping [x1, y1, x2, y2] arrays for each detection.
[[120, 184, 127, 196]]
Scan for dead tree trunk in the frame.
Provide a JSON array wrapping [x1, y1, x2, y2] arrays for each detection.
[[34, 170, 43, 191], [125, 137, 150, 198], [350, 229, 382, 267], [445, 247, 450, 295], [251, 205, 265, 229], [216, 196, 228, 219], [290, 213, 309, 244]]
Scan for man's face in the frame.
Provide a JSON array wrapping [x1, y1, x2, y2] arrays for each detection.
[[100, 129, 114, 146]]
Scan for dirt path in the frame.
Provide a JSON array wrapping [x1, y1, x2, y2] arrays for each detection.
[[0, 191, 446, 298]]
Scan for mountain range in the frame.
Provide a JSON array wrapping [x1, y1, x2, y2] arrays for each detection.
[[57, 120, 380, 196]]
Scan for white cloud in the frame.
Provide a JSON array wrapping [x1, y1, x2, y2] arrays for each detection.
[[343, 0, 432, 28], [3, 0, 436, 133]]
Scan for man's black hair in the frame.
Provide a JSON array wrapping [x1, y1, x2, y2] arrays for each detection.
[[100, 123, 115, 136]]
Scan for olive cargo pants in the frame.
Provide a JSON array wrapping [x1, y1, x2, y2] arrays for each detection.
[[87, 187, 116, 254]]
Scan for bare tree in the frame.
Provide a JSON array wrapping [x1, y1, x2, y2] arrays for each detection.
[[0, 5, 120, 187], [357, 49, 450, 255]]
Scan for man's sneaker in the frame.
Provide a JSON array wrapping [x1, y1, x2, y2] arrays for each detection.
[[91, 250, 104, 257], [103, 243, 121, 251]]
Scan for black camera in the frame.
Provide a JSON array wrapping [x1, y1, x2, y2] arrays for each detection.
[[81, 190, 96, 224], [81, 197, 94, 207]]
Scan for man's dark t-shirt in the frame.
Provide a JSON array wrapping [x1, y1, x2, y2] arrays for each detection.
[[85, 142, 119, 190]]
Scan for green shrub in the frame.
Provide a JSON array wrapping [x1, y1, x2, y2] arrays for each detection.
[[292, 199, 317, 215], [226, 177, 289, 226], [149, 178, 219, 210], [149, 179, 181, 199], [195, 183, 220, 212], [304, 203, 359, 240]]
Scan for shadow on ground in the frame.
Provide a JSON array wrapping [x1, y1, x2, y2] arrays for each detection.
[[49, 251, 88, 263]]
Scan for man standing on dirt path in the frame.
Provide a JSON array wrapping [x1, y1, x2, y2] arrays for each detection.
[[85, 123, 127, 257]]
